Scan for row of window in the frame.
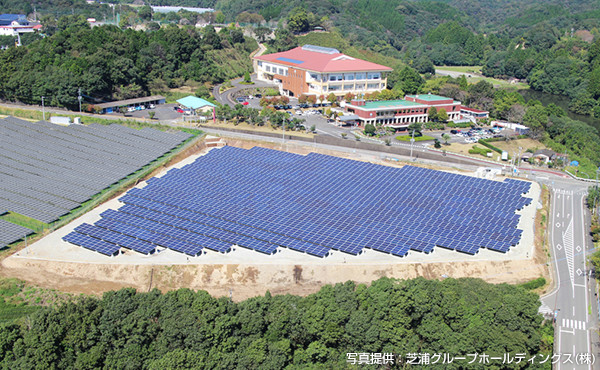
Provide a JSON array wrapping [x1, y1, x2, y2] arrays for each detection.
[[376, 109, 427, 117], [325, 83, 382, 92], [264, 64, 288, 76]]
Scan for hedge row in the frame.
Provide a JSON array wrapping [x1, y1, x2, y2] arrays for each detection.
[[478, 139, 503, 154]]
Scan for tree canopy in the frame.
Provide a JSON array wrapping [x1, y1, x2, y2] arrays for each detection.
[[0, 277, 551, 368]]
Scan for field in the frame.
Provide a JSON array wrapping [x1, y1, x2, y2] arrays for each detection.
[[435, 65, 482, 73], [435, 65, 530, 89]]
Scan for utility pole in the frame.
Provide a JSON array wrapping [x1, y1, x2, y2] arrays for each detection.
[[78, 87, 82, 113], [42, 96, 46, 121], [409, 129, 415, 161]]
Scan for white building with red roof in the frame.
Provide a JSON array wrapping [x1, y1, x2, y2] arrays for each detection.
[[253, 44, 393, 98]]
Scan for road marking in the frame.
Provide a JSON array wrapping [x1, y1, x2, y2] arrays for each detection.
[[561, 319, 587, 330], [562, 218, 575, 289], [556, 243, 562, 250], [556, 222, 561, 227], [573, 306, 576, 316], [576, 245, 582, 252], [577, 268, 583, 276]]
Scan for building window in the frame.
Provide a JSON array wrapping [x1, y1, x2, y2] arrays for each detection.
[[343, 85, 354, 90], [258, 61, 263, 67], [265, 66, 271, 72], [367, 83, 379, 89], [356, 73, 366, 80], [344, 74, 354, 81], [328, 85, 341, 91]]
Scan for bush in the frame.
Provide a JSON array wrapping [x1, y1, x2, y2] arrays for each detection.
[[478, 139, 503, 154], [447, 121, 472, 128], [364, 124, 376, 136], [519, 277, 546, 290], [468, 145, 493, 156], [396, 135, 435, 142]]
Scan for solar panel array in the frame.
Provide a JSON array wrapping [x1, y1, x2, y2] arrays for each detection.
[[0, 219, 34, 248], [63, 146, 532, 258], [0, 117, 191, 248]]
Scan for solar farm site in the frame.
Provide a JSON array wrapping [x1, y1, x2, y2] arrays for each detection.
[[60, 146, 533, 260], [0, 116, 191, 248]]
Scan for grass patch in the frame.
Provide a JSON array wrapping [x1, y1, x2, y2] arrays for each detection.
[[435, 65, 483, 74], [0, 298, 39, 324], [161, 90, 193, 104], [0, 106, 45, 121], [0, 212, 48, 233], [396, 134, 435, 142], [519, 277, 546, 290]]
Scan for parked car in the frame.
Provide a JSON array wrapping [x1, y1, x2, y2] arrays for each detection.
[[176, 108, 184, 113], [242, 101, 249, 106]]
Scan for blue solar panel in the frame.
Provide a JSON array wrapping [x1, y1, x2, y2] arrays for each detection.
[[276, 57, 304, 64], [63, 146, 533, 258], [63, 232, 121, 256]]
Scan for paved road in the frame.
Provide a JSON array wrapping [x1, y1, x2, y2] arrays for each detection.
[[541, 183, 599, 369]]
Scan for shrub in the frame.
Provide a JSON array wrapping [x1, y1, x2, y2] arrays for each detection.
[[478, 139, 503, 154], [519, 277, 546, 290], [468, 145, 493, 156]]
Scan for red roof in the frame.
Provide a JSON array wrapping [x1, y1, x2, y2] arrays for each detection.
[[255, 46, 392, 73], [461, 107, 488, 113]]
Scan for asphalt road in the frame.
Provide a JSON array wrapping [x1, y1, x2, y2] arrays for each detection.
[[541, 183, 598, 369]]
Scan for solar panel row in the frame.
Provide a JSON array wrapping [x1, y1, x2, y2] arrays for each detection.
[[63, 146, 533, 258], [0, 117, 192, 248]]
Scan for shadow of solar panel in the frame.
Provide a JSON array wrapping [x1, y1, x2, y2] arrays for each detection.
[[75, 223, 155, 254], [95, 218, 205, 256]]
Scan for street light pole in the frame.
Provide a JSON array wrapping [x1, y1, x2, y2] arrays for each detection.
[[42, 96, 45, 121], [409, 129, 415, 161]]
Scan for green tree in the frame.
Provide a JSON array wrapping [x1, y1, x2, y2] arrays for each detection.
[[442, 133, 450, 145], [434, 138, 442, 148], [287, 7, 310, 34], [215, 11, 226, 24], [392, 67, 424, 95], [327, 93, 337, 105], [408, 122, 423, 136], [254, 27, 270, 42], [364, 124, 376, 136], [138, 5, 153, 21], [522, 105, 548, 139], [428, 107, 438, 122], [437, 108, 448, 122], [243, 71, 252, 83]]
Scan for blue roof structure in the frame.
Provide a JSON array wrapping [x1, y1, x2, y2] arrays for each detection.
[[63, 147, 533, 258], [176, 96, 216, 110], [0, 14, 28, 26]]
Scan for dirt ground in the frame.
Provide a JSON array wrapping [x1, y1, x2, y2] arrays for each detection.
[[445, 138, 547, 162], [0, 137, 551, 301]]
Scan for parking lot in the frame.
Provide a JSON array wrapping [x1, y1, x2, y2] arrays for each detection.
[[430, 126, 510, 144]]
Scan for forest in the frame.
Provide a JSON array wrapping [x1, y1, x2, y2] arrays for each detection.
[[0, 16, 255, 110], [0, 277, 552, 369]]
